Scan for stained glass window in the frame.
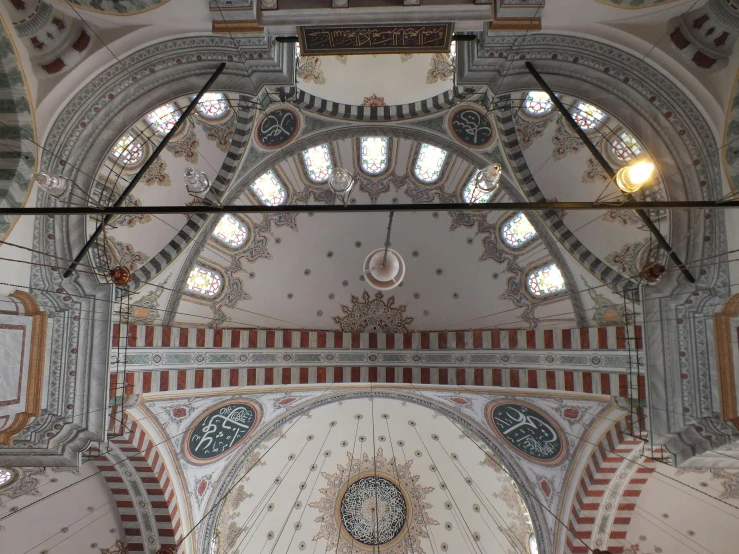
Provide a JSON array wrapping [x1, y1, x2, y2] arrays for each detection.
[[295, 43, 301, 58], [302, 144, 333, 183], [414, 144, 448, 183], [502, 213, 537, 247], [527, 264, 566, 297], [611, 131, 642, 162], [573, 101, 606, 130], [146, 104, 178, 134], [213, 214, 248, 248], [523, 91, 553, 116], [463, 171, 494, 204], [186, 265, 223, 297], [196, 92, 228, 119], [251, 170, 287, 206], [0, 468, 14, 487], [360, 137, 389, 175], [449, 41, 457, 60], [210, 534, 218, 554], [111, 133, 144, 165]]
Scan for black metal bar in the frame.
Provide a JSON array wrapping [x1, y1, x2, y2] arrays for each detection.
[[7, 200, 739, 217], [62, 62, 227, 278], [525, 61, 696, 283]]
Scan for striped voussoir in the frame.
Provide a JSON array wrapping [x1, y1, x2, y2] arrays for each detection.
[[97, 416, 181, 553], [565, 417, 665, 554], [127, 97, 255, 290], [286, 86, 475, 121], [494, 96, 637, 295], [109, 325, 645, 400]]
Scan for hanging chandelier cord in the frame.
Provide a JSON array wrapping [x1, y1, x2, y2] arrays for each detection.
[[383, 211, 395, 267]]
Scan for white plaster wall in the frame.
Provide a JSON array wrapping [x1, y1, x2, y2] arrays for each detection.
[[0, 462, 125, 553], [0, 185, 38, 297], [624, 463, 739, 554]]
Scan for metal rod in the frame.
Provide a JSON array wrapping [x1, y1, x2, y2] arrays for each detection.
[[62, 62, 227, 278], [383, 211, 395, 266], [6, 200, 739, 217], [525, 61, 696, 283]]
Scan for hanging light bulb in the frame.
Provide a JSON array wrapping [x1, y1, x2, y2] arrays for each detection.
[[328, 168, 355, 194], [184, 167, 211, 197], [615, 161, 655, 193], [475, 163, 502, 192], [33, 172, 68, 198]]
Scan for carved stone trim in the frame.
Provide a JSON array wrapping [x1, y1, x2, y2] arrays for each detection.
[[712, 294, 739, 429]]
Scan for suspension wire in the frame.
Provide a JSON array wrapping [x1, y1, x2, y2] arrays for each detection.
[[21, 503, 117, 554], [267, 422, 335, 554], [0, 382, 293, 521], [393, 434, 440, 554], [334, 410, 362, 554], [282, 423, 336, 553], [173, 384, 338, 553], [410, 423, 485, 554], [431, 424, 529, 554], [436, 383, 739, 515]]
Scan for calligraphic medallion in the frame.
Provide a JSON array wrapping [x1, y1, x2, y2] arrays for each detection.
[[335, 471, 412, 551], [184, 401, 260, 464], [487, 400, 565, 464], [255, 108, 300, 149], [449, 106, 495, 148]]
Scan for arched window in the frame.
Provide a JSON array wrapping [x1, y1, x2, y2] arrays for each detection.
[[414, 144, 448, 183], [463, 171, 494, 204], [523, 91, 553, 116], [251, 170, 287, 206], [111, 133, 144, 165], [360, 137, 389, 175], [186, 265, 223, 297], [302, 144, 333, 183], [0, 468, 16, 488], [572, 101, 606, 130], [146, 104, 179, 134], [196, 92, 229, 119], [501, 213, 537, 247], [213, 214, 248, 248], [529, 535, 539, 554], [611, 131, 642, 163], [527, 264, 566, 297]]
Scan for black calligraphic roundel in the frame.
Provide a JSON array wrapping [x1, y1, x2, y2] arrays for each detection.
[[490, 402, 563, 462], [450, 108, 494, 147], [256, 109, 299, 147], [186, 402, 258, 461]]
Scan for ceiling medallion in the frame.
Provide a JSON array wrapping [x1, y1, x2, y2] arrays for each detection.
[[449, 106, 495, 148], [310, 448, 438, 553], [487, 400, 566, 465], [333, 291, 413, 333], [183, 401, 260, 464], [255, 107, 300, 149]]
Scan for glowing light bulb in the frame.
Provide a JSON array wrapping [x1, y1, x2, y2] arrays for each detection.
[[616, 161, 655, 193]]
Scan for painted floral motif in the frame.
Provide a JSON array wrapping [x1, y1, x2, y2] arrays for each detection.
[[119, 277, 167, 324], [362, 93, 386, 107], [492, 477, 538, 554], [99, 540, 128, 554], [582, 157, 608, 183], [601, 210, 642, 226], [547, 196, 567, 219], [142, 160, 171, 187], [309, 448, 438, 554], [604, 238, 651, 276], [333, 291, 413, 332], [106, 238, 149, 272], [166, 125, 199, 164], [297, 56, 326, 85], [335, 55, 348, 64], [400, 53, 413, 62], [551, 119, 584, 160], [584, 277, 633, 326], [515, 115, 552, 150], [111, 192, 152, 229], [426, 53, 454, 84], [199, 116, 236, 153]]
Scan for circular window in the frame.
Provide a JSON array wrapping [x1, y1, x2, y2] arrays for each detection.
[[340, 476, 407, 545], [0, 468, 18, 489]]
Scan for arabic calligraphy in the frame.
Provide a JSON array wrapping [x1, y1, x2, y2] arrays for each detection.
[[490, 402, 564, 462], [451, 108, 494, 147], [186, 402, 258, 461], [298, 23, 453, 55], [257, 109, 298, 148]]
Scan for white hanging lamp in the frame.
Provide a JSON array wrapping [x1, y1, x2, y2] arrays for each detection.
[[362, 212, 405, 290], [474, 163, 502, 192], [33, 172, 69, 199], [184, 167, 211, 198]]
